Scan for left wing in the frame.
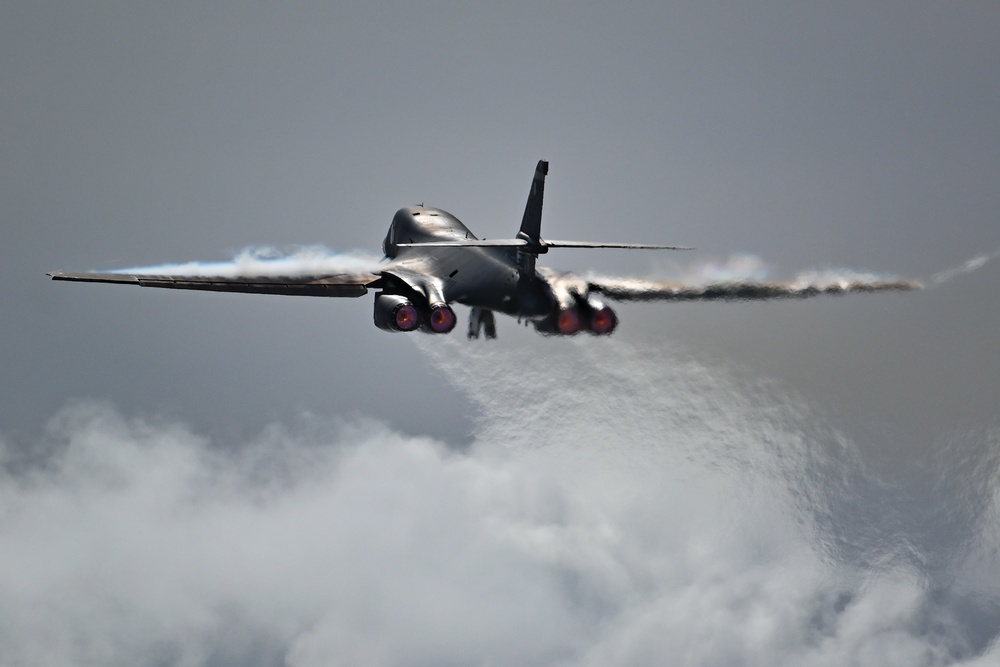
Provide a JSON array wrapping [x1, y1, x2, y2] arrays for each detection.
[[47, 271, 382, 297], [587, 275, 922, 302]]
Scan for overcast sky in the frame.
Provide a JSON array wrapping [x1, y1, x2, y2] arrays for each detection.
[[2, 2, 999, 665]]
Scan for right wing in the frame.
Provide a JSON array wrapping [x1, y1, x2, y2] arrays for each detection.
[[47, 271, 382, 298], [586, 275, 922, 302]]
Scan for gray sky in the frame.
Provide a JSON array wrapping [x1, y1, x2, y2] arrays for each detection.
[[2, 2, 999, 665]]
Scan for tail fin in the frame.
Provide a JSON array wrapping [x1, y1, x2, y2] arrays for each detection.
[[517, 160, 548, 249], [395, 159, 690, 257]]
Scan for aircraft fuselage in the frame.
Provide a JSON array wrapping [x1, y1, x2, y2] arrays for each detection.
[[382, 206, 557, 320]]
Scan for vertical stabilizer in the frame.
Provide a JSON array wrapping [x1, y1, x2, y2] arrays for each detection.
[[517, 160, 548, 249]]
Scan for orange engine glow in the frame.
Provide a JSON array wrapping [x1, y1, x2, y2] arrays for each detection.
[[394, 304, 420, 331], [428, 305, 457, 333], [557, 308, 580, 335], [590, 306, 617, 335]]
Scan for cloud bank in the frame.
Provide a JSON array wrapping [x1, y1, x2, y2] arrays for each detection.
[[2, 340, 998, 666]]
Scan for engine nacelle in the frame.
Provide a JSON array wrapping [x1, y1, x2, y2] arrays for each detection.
[[373, 293, 421, 332]]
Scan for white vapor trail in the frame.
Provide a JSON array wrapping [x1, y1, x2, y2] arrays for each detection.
[[105, 245, 996, 292], [585, 253, 924, 302], [588, 246, 999, 302], [111, 245, 384, 277], [931, 249, 1000, 286], [3, 340, 999, 666], [646, 248, 1000, 292], [645, 252, 906, 287]]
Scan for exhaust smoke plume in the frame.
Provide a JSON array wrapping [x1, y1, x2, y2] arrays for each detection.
[[2, 338, 999, 666]]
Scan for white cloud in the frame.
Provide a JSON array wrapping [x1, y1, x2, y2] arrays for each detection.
[[1, 341, 997, 666]]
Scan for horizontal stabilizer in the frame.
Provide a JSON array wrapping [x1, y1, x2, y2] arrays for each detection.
[[544, 240, 693, 250], [395, 239, 691, 251], [395, 239, 529, 249]]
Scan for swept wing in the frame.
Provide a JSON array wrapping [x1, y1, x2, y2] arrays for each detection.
[[47, 271, 382, 298], [586, 275, 922, 302]]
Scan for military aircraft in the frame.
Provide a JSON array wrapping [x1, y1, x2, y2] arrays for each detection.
[[49, 160, 919, 339]]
